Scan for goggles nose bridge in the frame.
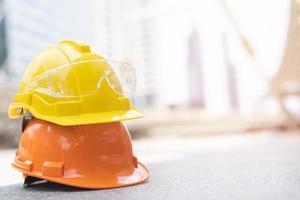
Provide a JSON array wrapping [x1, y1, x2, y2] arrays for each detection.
[[97, 75, 124, 95], [96, 75, 106, 90]]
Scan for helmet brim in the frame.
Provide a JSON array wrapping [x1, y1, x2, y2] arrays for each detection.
[[13, 162, 149, 189], [9, 103, 144, 126]]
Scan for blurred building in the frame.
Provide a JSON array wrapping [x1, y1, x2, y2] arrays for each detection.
[[93, 0, 235, 111], [92, 0, 161, 108], [0, 0, 93, 83]]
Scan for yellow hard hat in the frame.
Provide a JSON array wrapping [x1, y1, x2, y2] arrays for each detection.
[[8, 40, 143, 125]]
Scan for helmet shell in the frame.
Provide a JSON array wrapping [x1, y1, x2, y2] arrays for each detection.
[[12, 118, 149, 189], [8, 40, 143, 125]]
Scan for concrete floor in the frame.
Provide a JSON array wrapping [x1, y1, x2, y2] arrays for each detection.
[[1, 131, 300, 200]]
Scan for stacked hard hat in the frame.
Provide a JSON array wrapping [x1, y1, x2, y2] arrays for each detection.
[[9, 40, 149, 189]]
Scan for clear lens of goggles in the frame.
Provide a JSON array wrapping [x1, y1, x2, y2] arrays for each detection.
[[25, 59, 136, 98]]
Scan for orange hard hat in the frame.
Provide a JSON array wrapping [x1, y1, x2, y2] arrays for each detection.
[[12, 118, 149, 189]]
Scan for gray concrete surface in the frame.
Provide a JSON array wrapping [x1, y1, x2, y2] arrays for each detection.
[[0, 132, 300, 200]]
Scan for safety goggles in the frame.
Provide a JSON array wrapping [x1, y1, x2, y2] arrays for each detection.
[[24, 59, 136, 98]]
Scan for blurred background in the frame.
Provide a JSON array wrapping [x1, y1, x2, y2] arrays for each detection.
[[0, 0, 300, 188]]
